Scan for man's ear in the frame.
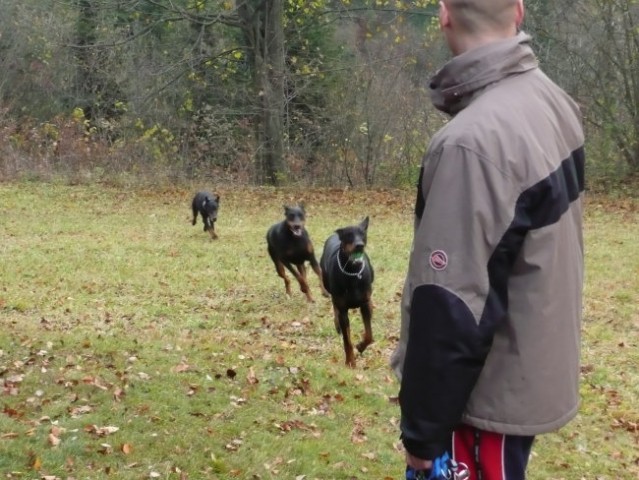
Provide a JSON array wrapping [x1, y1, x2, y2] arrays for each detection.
[[439, 0, 451, 29], [515, 0, 525, 30]]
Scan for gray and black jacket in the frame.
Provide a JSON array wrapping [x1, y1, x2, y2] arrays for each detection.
[[390, 32, 585, 459]]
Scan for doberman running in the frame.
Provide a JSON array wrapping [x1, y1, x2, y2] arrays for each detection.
[[320, 217, 374, 367], [266, 204, 329, 302], [191, 191, 220, 239]]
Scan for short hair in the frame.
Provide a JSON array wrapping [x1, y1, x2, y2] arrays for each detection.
[[444, 0, 519, 34]]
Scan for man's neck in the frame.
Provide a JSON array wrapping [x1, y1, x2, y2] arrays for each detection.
[[451, 30, 518, 56]]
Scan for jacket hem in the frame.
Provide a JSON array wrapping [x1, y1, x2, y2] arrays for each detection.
[[461, 402, 579, 436]]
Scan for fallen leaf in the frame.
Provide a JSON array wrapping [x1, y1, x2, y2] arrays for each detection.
[[98, 443, 113, 454], [246, 367, 259, 385], [48, 433, 61, 447], [113, 388, 125, 402], [6, 374, 24, 383], [85, 425, 120, 436], [121, 443, 133, 454], [82, 376, 109, 390], [3, 405, 22, 417], [70, 405, 92, 417], [351, 421, 368, 444], [225, 438, 243, 451], [173, 363, 190, 373]]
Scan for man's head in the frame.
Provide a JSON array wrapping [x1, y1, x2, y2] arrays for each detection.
[[439, 0, 524, 55]]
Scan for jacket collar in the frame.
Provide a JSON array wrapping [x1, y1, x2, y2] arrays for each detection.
[[430, 31, 538, 116]]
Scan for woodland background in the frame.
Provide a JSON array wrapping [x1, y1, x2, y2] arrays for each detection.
[[0, 0, 638, 189]]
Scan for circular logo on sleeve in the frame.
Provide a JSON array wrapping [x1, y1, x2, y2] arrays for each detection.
[[429, 250, 448, 271]]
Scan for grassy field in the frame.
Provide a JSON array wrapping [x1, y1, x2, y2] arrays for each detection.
[[0, 182, 637, 480]]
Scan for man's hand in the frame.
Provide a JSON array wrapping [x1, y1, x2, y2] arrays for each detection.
[[406, 451, 433, 470]]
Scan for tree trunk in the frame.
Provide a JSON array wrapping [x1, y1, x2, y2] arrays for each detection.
[[75, 0, 99, 117], [237, 0, 285, 185], [74, 0, 123, 127]]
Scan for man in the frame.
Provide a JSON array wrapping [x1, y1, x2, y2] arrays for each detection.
[[390, 0, 585, 478]]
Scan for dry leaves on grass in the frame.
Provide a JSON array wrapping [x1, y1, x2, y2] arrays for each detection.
[[121, 443, 133, 454], [85, 424, 120, 436], [47, 426, 66, 447], [69, 405, 93, 417], [172, 359, 191, 373], [351, 419, 368, 444]]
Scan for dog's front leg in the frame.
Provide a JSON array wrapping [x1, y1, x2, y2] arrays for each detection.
[[356, 299, 373, 354], [290, 264, 313, 302], [335, 307, 356, 367], [275, 261, 292, 296]]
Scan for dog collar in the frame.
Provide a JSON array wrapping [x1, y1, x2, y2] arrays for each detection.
[[337, 252, 366, 279]]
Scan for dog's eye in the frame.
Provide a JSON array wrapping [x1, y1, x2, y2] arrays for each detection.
[[342, 234, 354, 243]]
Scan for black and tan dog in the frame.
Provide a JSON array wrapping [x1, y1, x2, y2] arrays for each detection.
[[191, 191, 220, 239], [266, 204, 329, 302], [320, 217, 374, 367]]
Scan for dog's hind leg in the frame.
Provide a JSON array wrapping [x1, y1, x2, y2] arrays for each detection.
[[335, 306, 356, 367], [309, 258, 330, 298], [356, 299, 373, 354]]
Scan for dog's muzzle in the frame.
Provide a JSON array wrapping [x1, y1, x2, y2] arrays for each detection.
[[289, 223, 304, 236], [350, 251, 365, 265]]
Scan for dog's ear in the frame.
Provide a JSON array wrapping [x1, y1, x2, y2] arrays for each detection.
[[215, 194, 220, 203], [359, 216, 370, 232], [298, 201, 306, 212], [335, 228, 346, 240]]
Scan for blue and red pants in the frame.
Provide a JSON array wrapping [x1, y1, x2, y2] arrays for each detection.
[[451, 424, 535, 480]]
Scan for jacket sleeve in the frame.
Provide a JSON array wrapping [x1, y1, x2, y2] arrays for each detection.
[[399, 143, 519, 459]]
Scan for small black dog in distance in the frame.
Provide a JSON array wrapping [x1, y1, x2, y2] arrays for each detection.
[[266, 204, 329, 303], [191, 191, 220, 239], [320, 217, 374, 368]]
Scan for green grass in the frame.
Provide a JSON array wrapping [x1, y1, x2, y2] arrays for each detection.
[[0, 182, 638, 479]]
